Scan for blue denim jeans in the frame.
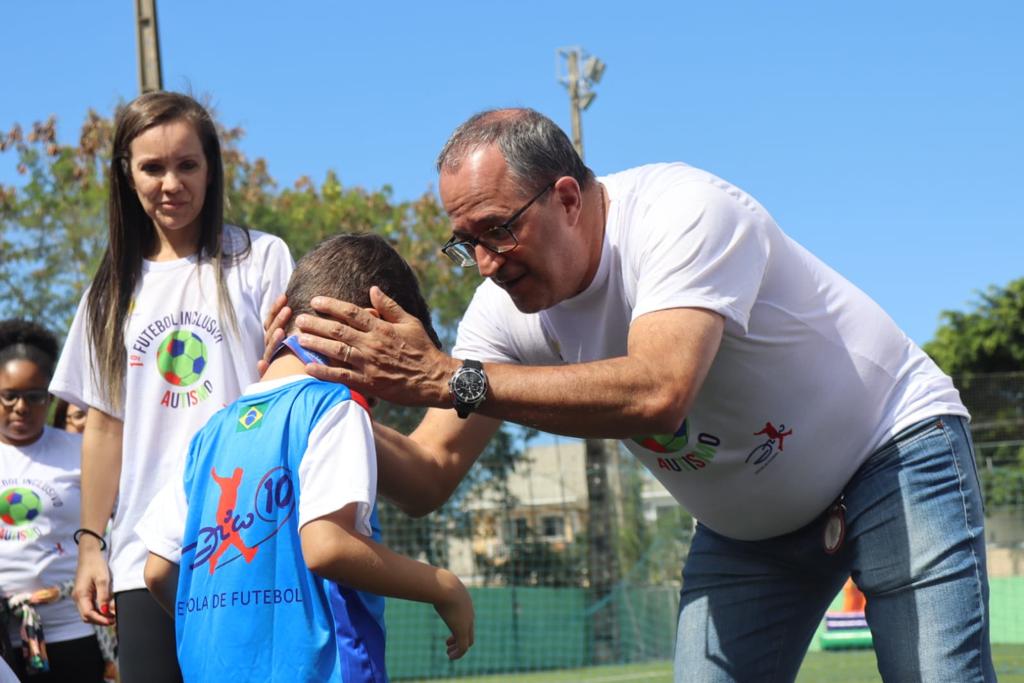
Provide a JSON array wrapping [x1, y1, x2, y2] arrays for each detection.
[[674, 416, 995, 682]]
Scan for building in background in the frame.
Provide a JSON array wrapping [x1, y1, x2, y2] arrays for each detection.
[[451, 439, 678, 585]]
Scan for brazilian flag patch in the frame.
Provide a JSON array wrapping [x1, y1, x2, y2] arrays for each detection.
[[237, 402, 269, 432]]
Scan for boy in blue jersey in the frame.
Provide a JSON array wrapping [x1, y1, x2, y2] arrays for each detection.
[[136, 234, 474, 681]]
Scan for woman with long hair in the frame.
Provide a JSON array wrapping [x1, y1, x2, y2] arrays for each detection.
[[50, 92, 293, 681]]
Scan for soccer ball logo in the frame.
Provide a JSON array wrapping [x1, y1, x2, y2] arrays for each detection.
[[0, 487, 43, 526], [631, 419, 689, 453], [156, 330, 207, 387]]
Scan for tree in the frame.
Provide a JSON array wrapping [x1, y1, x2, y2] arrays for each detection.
[[924, 278, 1024, 506], [0, 114, 111, 330], [924, 278, 1024, 376]]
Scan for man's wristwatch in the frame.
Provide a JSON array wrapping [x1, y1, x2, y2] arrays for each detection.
[[449, 359, 488, 419]]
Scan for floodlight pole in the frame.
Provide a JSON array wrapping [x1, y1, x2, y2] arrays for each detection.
[[558, 46, 603, 160], [559, 45, 620, 664], [566, 49, 585, 157], [135, 0, 164, 94]]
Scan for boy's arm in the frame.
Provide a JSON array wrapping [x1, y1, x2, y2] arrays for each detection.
[[135, 473, 190, 618], [143, 553, 180, 617], [300, 505, 474, 660]]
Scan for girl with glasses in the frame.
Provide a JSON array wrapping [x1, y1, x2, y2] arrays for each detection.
[[49, 92, 293, 682], [0, 319, 108, 682]]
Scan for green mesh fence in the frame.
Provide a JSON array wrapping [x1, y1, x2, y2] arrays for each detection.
[[379, 372, 1024, 679]]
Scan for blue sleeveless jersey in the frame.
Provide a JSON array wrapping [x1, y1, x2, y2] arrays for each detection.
[[173, 378, 387, 681]]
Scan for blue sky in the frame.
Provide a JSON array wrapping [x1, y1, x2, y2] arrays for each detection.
[[2, 1, 1021, 345]]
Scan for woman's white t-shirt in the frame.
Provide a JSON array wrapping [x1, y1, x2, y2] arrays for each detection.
[[0, 428, 92, 644], [50, 227, 294, 591]]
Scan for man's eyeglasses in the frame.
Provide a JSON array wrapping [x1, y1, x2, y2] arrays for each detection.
[[441, 181, 555, 267], [0, 389, 50, 409]]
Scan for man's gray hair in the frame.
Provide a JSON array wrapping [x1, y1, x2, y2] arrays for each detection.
[[436, 108, 595, 197]]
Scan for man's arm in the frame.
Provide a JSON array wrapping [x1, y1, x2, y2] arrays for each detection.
[[374, 409, 501, 517], [299, 289, 724, 438]]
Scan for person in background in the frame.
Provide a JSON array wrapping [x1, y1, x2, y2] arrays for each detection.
[[51, 400, 87, 435], [49, 91, 293, 682], [0, 319, 106, 682], [49, 399, 117, 681]]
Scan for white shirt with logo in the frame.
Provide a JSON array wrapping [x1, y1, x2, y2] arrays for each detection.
[[453, 163, 967, 540], [0, 428, 93, 644], [50, 227, 294, 591]]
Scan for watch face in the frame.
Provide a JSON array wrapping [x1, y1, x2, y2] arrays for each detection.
[[453, 368, 487, 403]]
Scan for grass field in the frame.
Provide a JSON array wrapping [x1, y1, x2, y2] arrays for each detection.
[[406, 644, 1024, 682]]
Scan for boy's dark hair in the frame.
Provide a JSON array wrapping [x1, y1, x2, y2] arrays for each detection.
[[286, 233, 441, 349], [0, 319, 59, 378]]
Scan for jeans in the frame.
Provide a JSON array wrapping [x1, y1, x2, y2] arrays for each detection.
[[674, 416, 995, 682]]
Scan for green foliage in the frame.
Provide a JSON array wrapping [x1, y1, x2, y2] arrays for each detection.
[[924, 278, 1024, 376], [0, 114, 111, 331], [924, 278, 1024, 509], [614, 452, 651, 577]]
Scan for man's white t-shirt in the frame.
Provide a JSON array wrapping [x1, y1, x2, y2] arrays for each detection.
[[0, 428, 93, 644], [50, 227, 294, 591], [453, 163, 967, 540]]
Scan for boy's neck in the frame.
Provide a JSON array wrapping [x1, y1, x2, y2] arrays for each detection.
[[261, 333, 329, 383], [260, 350, 309, 382]]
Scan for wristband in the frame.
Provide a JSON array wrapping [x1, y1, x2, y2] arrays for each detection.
[[73, 528, 107, 551]]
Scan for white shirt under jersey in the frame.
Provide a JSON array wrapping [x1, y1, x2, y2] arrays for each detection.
[[50, 226, 294, 591], [0, 428, 93, 644], [453, 163, 967, 541]]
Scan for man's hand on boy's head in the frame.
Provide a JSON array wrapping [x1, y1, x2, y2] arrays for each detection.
[[297, 286, 458, 408]]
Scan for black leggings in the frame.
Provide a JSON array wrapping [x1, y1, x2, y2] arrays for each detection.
[[10, 634, 105, 683], [115, 589, 182, 683]]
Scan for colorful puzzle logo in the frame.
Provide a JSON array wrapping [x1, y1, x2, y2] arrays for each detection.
[[0, 487, 42, 526], [156, 330, 208, 387], [631, 419, 689, 453]]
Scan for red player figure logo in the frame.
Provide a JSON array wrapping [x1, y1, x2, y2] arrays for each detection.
[[746, 421, 794, 474], [754, 422, 793, 450], [207, 467, 259, 574]]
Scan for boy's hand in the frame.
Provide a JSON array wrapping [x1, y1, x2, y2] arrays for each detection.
[[433, 569, 474, 660], [259, 294, 291, 376]]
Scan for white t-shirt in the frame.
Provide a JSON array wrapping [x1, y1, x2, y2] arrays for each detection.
[[136, 375, 376, 561], [0, 428, 93, 644], [453, 163, 967, 540], [50, 227, 294, 591], [0, 659, 17, 683]]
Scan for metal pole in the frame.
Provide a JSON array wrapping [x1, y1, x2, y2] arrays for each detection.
[[135, 0, 164, 94], [558, 45, 617, 664], [567, 49, 584, 159]]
